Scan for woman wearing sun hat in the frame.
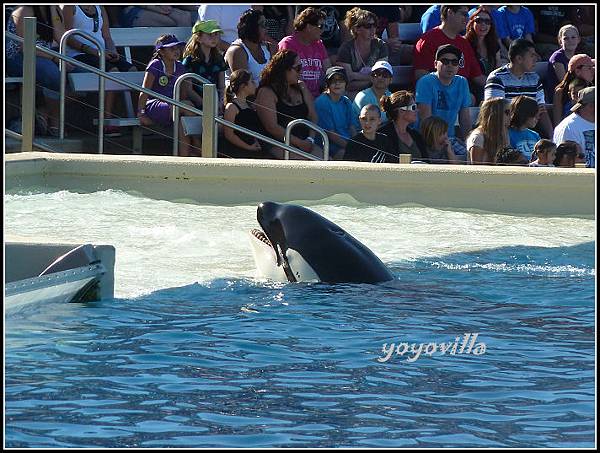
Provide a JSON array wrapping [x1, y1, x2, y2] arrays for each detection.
[[138, 34, 199, 156]]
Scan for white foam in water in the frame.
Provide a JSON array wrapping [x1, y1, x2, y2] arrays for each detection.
[[5, 189, 595, 298]]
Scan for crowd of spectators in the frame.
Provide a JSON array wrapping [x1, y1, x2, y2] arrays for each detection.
[[5, 4, 596, 168]]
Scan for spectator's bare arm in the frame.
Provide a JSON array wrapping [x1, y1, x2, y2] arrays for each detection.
[[224, 45, 248, 75]]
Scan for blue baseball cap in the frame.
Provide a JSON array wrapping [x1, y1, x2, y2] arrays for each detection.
[[155, 35, 186, 51]]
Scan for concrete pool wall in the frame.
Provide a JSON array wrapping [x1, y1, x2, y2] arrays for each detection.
[[5, 152, 595, 218]]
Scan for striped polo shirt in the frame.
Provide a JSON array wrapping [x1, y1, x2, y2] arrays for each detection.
[[484, 64, 545, 105]]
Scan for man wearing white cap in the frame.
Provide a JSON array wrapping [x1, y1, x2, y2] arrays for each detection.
[[553, 86, 595, 168], [352, 60, 394, 122]]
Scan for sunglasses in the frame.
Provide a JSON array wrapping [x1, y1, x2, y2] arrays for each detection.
[[310, 22, 324, 30], [371, 70, 391, 78], [359, 22, 376, 29], [291, 64, 303, 72], [439, 58, 460, 67], [474, 17, 492, 25], [398, 103, 417, 111]]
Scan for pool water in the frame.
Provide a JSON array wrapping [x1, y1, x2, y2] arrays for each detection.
[[4, 189, 596, 448]]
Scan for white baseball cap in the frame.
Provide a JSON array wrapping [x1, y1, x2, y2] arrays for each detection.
[[371, 60, 393, 76]]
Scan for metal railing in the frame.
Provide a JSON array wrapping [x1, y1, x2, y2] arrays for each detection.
[[284, 119, 330, 160], [7, 17, 328, 161], [59, 29, 105, 149], [172, 73, 210, 156], [5, 128, 57, 153]]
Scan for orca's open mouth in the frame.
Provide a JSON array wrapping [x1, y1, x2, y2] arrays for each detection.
[[250, 228, 273, 248]]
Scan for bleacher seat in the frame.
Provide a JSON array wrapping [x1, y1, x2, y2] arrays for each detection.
[[181, 116, 202, 136], [397, 23, 422, 42], [68, 71, 146, 92], [110, 27, 191, 65]]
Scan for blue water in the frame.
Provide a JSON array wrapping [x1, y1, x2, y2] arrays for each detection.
[[5, 241, 595, 447]]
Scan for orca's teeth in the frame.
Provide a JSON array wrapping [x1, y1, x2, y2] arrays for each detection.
[[250, 228, 272, 247]]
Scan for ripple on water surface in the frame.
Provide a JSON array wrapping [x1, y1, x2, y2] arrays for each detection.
[[5, 189, 595, 448]]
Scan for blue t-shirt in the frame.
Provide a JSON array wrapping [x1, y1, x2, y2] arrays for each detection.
[[415, 73, 472, 137], [353, 87, 392, 123], [420, 5, 441, 34], [497, 6, 535, 40], [315, 93, 360, 155], [468, 7, 509, 39], [509, 128, 540, 160]]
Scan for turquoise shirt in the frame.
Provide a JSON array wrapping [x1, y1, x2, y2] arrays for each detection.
[[353, 87, 392, 123]]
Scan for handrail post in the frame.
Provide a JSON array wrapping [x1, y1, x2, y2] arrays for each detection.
[[201, 83, 218, 158], [284, 119, 330, 160], [173, 73, 210, 156], [21, 17, 36, 152], [59, 29, 105, 152]]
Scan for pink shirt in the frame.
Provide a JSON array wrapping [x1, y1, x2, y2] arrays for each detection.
[[278, 33, 328, 98]]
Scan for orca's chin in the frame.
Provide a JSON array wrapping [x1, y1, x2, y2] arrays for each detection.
[[250, 228, 272, 249]]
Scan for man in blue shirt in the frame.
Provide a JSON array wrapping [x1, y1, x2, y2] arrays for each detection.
[[416, 44, 473, 156], [497, 5, 535, 50]]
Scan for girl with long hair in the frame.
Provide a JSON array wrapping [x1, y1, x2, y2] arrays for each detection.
[[182, 20, 227, 109], [466, 97, 510, 164], [465, 7, 500, 76], [507, 95, 541, 161], [221, 69, 266, 158], [254, 49, 322, 159], [546, 25, 582, 103]]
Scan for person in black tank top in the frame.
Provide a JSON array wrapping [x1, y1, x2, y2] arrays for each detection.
[[221, 69, 268, 158], [255, 49, 323, 159]]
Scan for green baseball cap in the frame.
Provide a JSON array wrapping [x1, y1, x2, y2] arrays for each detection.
[[192, 20, 224, 34]]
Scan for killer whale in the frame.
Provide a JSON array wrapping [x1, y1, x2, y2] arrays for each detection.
[[248, 201, 395, 283]]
